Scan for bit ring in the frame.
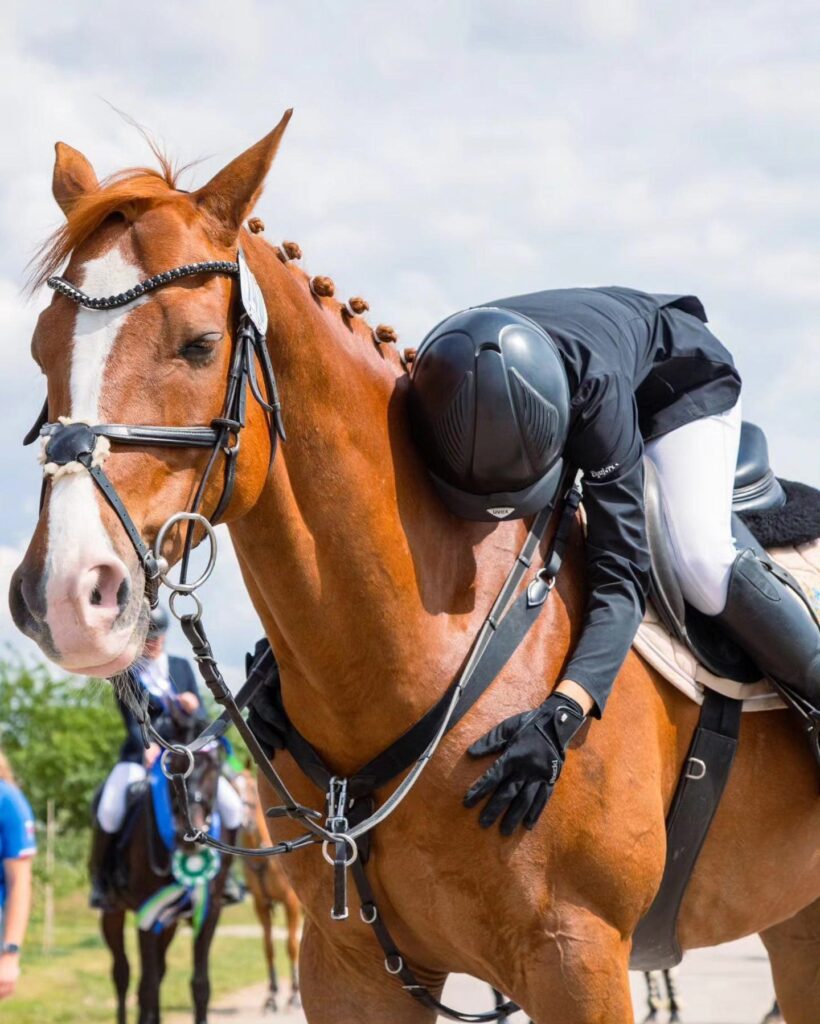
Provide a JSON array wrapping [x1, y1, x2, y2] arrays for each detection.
[[155, 512, 218, 593]]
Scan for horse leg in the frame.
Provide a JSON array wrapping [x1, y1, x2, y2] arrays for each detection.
[[137, 929, 162, 1024], [663, 968, 681, 1023], [157, 923, 177, 988], [283, 890, 302, 1008], [642, 971, 661, 1021], [515, 915, 634, 1024], [191, 907, 220, 1024], [255, 898, 278, 1011], [101, 909, 129, 1024], [760, 897, 820, 1024], [299, 917, 438, 1024]]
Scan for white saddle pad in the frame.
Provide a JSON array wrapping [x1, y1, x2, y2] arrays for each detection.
[[633, 539, 820, 712]]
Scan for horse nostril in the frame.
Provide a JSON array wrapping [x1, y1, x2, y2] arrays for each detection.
[[86, 562, 131, 616]]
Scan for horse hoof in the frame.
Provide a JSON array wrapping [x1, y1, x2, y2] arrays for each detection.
[[288, 992, 302, 1010], [263, 995, 278, 1013]]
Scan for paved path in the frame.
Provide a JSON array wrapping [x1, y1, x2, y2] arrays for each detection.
[[169, 934, 778, 1023]]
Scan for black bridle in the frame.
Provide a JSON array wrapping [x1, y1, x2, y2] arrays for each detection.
[[26, 252, 284, 603]]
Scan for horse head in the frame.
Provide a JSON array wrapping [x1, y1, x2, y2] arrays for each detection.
[[171, 744, 221, 846], [10, 113, 294, 677]]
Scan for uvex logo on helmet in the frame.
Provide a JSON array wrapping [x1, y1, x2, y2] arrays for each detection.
[[408, 307, 570, 522]]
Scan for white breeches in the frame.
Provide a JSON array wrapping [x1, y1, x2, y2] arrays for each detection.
[[644, 400, 742, 616], [97, 763, 244, 834]]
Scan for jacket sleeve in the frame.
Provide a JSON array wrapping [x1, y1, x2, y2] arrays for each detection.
[[563, 373, 650, 715], [170, 657, 209, 730]]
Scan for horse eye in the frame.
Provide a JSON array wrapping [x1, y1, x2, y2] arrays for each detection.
[[179, 332, 223, 364]]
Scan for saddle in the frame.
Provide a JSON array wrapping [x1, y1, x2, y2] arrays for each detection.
[[639, 420, 820, 698]]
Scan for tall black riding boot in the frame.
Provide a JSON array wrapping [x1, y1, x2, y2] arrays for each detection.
[[88, 825, 117, 910], [715, 549, 820, 761]]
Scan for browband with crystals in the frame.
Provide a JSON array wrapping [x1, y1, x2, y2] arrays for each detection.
[[47, 260, 239, 310]]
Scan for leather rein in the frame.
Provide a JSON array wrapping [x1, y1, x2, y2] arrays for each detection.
[[29, 250, 577, 1022]]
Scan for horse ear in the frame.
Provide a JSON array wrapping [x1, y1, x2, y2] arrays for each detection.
[[52, 142, 99, 216], [194, 109, 293, 241]]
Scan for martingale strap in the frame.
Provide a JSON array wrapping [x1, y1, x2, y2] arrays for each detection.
[[280, 488, 583, 803], [159, 491, 575, 866]]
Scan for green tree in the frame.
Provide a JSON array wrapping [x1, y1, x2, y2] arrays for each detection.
[[0, 656, 122, 831]]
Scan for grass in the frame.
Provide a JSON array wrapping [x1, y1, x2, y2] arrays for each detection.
[[5, 883, 289, 1024]]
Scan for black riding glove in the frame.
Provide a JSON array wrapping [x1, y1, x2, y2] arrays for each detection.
[[464, 692, 586, 835]]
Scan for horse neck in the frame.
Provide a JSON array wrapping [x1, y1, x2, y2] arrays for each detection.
[[228, 236, 562, 770]]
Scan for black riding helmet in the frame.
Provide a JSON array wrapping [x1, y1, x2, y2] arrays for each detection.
[[409, 307, 570, 521]]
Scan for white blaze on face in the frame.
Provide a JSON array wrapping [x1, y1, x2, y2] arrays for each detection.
[[45, 248, 146, 669]]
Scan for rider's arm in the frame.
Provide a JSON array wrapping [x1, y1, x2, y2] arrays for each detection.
[[561, 372, 650, 717], [0, 787, 36, 999], [171, 659, 207, 724]]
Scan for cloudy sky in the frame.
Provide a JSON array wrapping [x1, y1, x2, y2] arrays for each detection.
[[1, 0, 818, 681]]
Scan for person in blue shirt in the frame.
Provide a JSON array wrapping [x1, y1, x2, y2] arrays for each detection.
[[0, 748, 36, 1001]]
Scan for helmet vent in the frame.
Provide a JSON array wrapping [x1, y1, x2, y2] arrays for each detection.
[[508, 367, 558, 471], [433, 372, 474, 478]]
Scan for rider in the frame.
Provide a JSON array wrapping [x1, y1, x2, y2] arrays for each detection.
[[90, 606, 244, 906], [409, 288, 820, 835]]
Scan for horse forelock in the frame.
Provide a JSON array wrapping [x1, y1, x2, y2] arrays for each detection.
[[30, 161, 187, 291]]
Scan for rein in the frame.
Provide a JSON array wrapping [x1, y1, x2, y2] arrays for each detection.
[[29, 250, 578, 1022]]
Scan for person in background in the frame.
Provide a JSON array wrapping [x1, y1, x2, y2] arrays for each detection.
[[0, 748, 36, 1001], [90, 606, 243, 906]]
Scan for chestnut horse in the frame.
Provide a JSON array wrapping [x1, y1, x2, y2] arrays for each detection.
[[235, 768, 302, 1011], [10, 113, 820, 1023]]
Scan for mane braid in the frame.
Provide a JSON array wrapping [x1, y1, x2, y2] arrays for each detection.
[[252, 233, 407, 373]]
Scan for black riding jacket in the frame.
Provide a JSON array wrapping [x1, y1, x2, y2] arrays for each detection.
[[488, 286, 742, 714]]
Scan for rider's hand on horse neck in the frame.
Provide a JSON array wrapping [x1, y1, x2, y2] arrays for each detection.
[[464, 691, 586, 835]]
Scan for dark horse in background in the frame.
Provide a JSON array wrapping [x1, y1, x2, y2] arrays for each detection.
[[98, 712, 233, 1024]]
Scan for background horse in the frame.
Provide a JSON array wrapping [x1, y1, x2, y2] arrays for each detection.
[[235, 768, 302, 1012], [10, 115, 820, 1023], [101, 740, 232, 1024]]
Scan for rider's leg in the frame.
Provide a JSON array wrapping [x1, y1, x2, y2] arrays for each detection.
[[91, 762, 146, 907], [646, 401, 820, 713], [644, 401, 741, 616], [215, 775, 243, 832], [215, 776, 243, 903], [98, 762, 147, 833]]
